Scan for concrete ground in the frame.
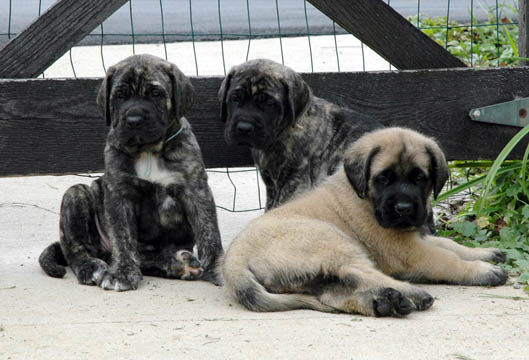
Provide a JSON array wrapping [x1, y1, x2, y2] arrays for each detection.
[[1, 36, 529, 359]]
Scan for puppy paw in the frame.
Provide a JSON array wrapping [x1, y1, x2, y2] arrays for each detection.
[[72, 258, 110, 286], [373, 288, 414, 317], [472, 262, 508, 286], [99, 265, 143, 291], [405, 287, 434, 311], [481, 247, 506, 264], [174, 250, 203, 280]]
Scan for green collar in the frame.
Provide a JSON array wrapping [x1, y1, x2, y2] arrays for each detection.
[[143, 123, 184, 178], [166, 123, 184, 143]]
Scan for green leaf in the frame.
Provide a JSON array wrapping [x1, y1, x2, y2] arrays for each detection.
[[522, 205, 529, 219], [506, 184, 521, 197], [518, 271, 529, 284], [499, 227, 517, 243], [453, 222, 478, 237]]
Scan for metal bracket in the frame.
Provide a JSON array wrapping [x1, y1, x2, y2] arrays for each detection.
[[469, 97, 529, 127]]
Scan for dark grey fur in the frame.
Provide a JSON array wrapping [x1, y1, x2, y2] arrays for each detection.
[[39, 54, 223, 290], [219, 59, 383, 210]]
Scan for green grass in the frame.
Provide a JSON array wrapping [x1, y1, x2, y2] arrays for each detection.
[[411, 2, 529, 292]]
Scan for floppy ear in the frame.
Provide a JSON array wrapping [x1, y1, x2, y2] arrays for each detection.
[[169, 64, 194, 119], [96, 69, 114, 126], [344, 146, 380, 199], [426, 144, 449, 199], [218, 70, 234, 123], [281, 71, 312, 128]]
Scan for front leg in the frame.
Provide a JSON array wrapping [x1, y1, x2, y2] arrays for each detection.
[[390, 236, 508, 286], [261, 168, 310, 210], [98, 179, 143, 291], [259, 170, 280, 210], [169, 179, 223, 285], [424, 235, 506, 263]]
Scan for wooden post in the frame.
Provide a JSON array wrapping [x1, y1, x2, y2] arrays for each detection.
[[520, 0, 529, 66], [0, 0, 128, 78], [307, 0, 466, 70]]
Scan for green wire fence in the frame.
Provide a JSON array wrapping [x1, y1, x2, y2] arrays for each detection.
[[1, 0, 519, 77]]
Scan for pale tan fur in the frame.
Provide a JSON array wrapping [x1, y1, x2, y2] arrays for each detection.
[[221, 127, 506, 317]]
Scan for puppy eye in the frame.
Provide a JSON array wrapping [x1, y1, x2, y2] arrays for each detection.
[[415, 172, 427, 183], [255, 93, 267, 103], [377, 175, 390, 186], [115, 89, 126, 99], [230, 93, 241, 103]]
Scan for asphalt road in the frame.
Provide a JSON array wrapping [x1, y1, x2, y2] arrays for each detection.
[[0, 0, 515, 46]]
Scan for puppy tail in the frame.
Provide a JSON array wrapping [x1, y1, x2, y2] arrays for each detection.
[[221, 255, 335, 313], [38, 242, 67, 278]]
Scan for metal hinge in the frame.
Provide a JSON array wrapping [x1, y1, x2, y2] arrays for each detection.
[[469, 97, 529, 127]]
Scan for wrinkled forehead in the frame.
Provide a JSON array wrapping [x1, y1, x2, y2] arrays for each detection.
[[231, 70, 284, 95], [370, 138, 431, 176], [112, 64, 171, 91]]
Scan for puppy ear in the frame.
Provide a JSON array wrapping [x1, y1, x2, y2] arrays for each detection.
[[281, 72, 312, 128], [426, 144, 449, 199], [344, 146, 380, 199], [96, 69, 114, 126], [218, 70, 233, 123], [169, 64, 194, 119]]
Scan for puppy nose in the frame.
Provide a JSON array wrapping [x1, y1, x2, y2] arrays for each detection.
[[236, 121, 254, 134], [126, 115, 142, 127], [394, 202, 413, 216]]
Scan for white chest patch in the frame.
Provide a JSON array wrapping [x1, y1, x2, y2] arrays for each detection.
[[135, 152, 175, 186]]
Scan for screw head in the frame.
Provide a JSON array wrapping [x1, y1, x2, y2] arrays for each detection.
[[472, 110, 481, 118]]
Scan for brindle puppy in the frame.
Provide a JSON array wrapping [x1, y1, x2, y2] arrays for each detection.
[[219, 59, 382, 210], [221, 128, 507, 317], [39, 54, 223, 290]]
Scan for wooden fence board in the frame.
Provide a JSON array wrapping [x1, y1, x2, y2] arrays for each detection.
[[0, 0, 128, 78], [1, 67, 529, 176], [307, 0, 466, 70]]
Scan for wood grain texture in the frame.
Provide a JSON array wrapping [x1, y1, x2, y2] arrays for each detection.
[[2, 67, 529, 176], [307, 0, 466, 70], [0, 0, 128, 78], [520, 0, 529, 66]]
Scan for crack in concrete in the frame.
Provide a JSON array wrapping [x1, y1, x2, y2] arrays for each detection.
[[0, 202, 59, 215]]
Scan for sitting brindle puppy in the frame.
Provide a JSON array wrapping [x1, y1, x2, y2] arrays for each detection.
[[221, 128, 507, 317], [219, 59, 383, 210], [39, 54, 223, 290]]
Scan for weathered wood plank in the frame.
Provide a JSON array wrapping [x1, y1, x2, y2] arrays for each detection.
[[1, 67, 529, 177], [520, 0, 529, 66], [307, 0, 466, 70], [0, 0, 128, 78]]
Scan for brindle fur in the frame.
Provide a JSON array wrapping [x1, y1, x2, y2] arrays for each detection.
[[219, 59, 383, 210], [220, 128, 507, 317], [39, 54, 223, 290]]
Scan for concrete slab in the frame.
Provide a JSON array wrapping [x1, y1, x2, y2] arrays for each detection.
[[1, 174, 528, 360], [1, 37, 528, 359]]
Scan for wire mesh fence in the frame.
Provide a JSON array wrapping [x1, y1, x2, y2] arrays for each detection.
[[0, 0, 519, 77], [0, 0, 521, 212]]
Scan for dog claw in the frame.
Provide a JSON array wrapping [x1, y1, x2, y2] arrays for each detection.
[[175, 250, 203, 280]]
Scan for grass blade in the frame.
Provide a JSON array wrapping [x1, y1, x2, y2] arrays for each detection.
[[474, 125, 529, 216]]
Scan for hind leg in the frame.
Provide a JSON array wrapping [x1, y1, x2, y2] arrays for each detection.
[[60, 184, 110, 286], [319, 259, 433, 317], [139, 243, 203, 280]]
